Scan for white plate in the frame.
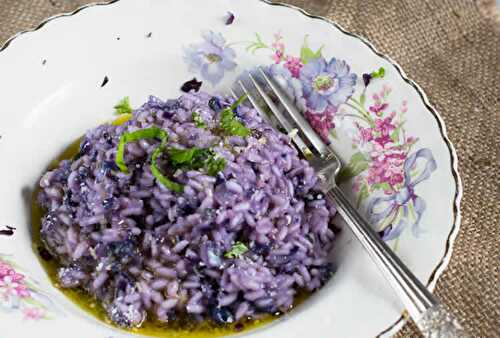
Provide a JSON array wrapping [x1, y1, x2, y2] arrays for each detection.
[[0, 0, 462, 337]]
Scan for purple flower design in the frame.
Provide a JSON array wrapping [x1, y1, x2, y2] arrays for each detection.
[[183, 31, 237, 85], [300, 57, 357, 113]]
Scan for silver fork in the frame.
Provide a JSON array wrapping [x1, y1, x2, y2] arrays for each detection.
[[234, 67, 469, 338]]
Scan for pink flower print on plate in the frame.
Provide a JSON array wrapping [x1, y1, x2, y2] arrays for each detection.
[[0, 263, 30, 299], [23, 307, 45, 320], [0, 257, 56, 320], [369, 102, 388, 115], [284, 56, 303, 78]]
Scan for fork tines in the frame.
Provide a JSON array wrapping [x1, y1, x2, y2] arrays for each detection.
[[234, 67, 329, 159]]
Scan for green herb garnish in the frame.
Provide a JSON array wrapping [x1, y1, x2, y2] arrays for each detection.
[[167, 147, 226, 176], [224, 242, 249, 259], [192, 112, 207, 129], [220, 94, 250, 137], [151, 146, 184, 193], [115, 127, 168, 173], [205, 157, 226, 176], [168, 147, 210, 170], [115, 127, 183, 193], [114, 96, 133, 115]]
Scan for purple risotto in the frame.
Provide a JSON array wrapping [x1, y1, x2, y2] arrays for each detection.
[[37, 91, 337, 329]]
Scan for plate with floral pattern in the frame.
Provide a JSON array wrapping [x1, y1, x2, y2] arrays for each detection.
[[0, 0, 461, 337]]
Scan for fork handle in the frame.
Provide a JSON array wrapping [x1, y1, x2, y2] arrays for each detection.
[[327, 185, 469, 337]]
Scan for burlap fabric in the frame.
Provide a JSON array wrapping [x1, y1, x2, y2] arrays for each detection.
[[0, 0, 498, 337]]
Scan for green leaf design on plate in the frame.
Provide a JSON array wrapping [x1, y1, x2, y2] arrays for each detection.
[[300, 35, 323, 64], [337, 152, 369, 184], [356, 182, 370, 208], [330, 128, 338, 140], [390, 122, 404, 143], [246, 33, 268, 54], [360, 93, 366, 107], [372, 182, 391, 191]]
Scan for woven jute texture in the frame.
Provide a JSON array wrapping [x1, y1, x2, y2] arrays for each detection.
[[0, 0, 498, 337]]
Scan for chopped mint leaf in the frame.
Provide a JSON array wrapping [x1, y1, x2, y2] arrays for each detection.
[[168, 147, 210, 170], [224, 242, 248, 259], [230, 94, 248, 110], [115, 127, 168, 173], [151, 146, 184, 193], [192, 111, 207, 129], [205, 156, 226, 176], [114, 96, 133, 115], [115, 126, 225, 193], [114, 127, 183, 192], [220, 109, 250, 137], [220, 94, 250, 137], [168, 147, 225, 176]]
